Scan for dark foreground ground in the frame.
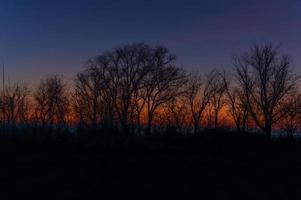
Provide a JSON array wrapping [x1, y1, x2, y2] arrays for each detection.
[[6, 131, 301, 199]]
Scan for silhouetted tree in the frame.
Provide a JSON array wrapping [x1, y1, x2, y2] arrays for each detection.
[[73, 70, 105, 132], [34, 75, 70, 134], [221, 72, 249, 132], [184, 71, 216, 135], [278, 93, 301, 139], [4, 83, 31, 131], [144, 64, 186, 135], [209, 71, 227, 130], [234, 43, 298, 137], [162, 96, 189, 133], [74, 43, 181, 136], [107, 43, 154, 135]]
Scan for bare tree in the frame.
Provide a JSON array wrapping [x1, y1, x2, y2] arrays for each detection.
[[4, 83, 31, 131], [209, 71, 227, 130], [221, 72, 249, 132], [144, 64, 186, 135], [74, 43, 179, 136], [73, 70, 105, 131], [278, 93, 301, 139], [184, 71, 216, 135], [162, 96, 189, 132], [108, 43, 154, 135], [234, 43, 298, 137], [34, 75, 70, 133]]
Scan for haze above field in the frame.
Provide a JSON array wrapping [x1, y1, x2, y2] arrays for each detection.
[[0, 0, 300, 85]]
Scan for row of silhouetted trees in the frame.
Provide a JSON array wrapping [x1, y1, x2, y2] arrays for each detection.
[[0, 42, 300, 138]]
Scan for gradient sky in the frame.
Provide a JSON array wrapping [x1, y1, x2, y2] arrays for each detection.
[[0, 0, 300, 86]]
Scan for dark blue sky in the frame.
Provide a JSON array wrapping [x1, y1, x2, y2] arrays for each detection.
[[0, 0, 300, 85]]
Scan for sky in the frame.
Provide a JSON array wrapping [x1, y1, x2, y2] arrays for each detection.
[[0, 0, 300, 86]]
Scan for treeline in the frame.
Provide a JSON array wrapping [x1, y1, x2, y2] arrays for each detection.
[[1, 42, 300, 139]]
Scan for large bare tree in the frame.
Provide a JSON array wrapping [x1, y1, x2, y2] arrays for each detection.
[[144, 64, 186, 135], [74, 43, 179, 136], [234, 43, 298, 137]]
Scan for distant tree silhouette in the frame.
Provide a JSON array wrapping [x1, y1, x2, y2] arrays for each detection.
[[34, 75, 70, 134], [278, 93, 301, 139], [209, 71, 227, 130], [4, 83, 31, 131], [144, 63, 186, 135], [107, 43, 155, 135], [162, 95, 189, 133], [73, 70, 105, 132], [234, 43, 299, 137], [221, 72, 249, 132], [184, 71, 216, 135], [74, 43, 183, 136]]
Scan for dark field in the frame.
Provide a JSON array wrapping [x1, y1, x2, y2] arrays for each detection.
[[7, 132, 301, 199]]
